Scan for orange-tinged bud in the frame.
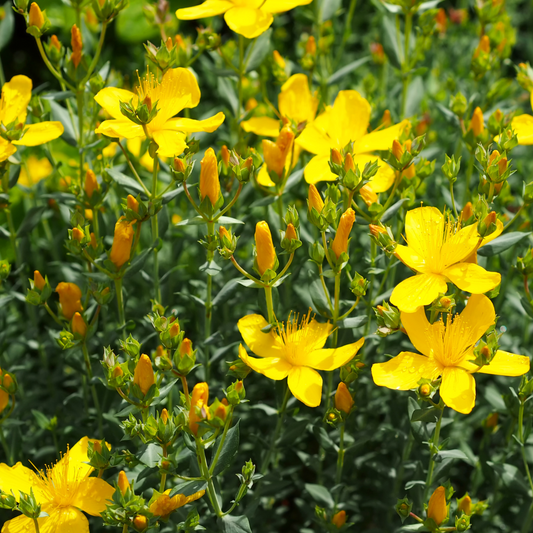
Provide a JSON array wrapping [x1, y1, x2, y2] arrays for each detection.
[[488, 149, 500, 165], [439, 296, 452, 308], [470, 107, 484, 137], [457, 494, 472, 516], [331, 148, 343, 166], [221, 145, 230, 167], [169, 322, 180, 338], [72, 312, 87, 337], [56, 282, 83, 320], [219, 226, 230, 241], [118, 471, 130, 495], [273, 50, 285, 69], [332, 510, 347, 528], [427, 486, 447, 526], [165, 36, 173, 51], [245, 98, 258, 112], [498, 157, 507, 175], [50, 35, 61, 51], [419, 383, 431, 396], [215, 403, 228, 420], [403, 164, 415, 179], [404, 140, 412, 153], [479, 34, 490, 54], [262, 126, 294, 177], [84, 169, 99, 199], [335, 382, 354, 414], [332, 208, 355, 259], [161, 408, 169, 424], [189, 382, 209, 435], [392, 139, 404, 160], [305, 35, 317, 55], [71, 25, 83, 68], [109, 217, 135, 269], [381, 109, 392, 127], [369, 225, 386, 238], [34, 270, 46, 291], [133, 515, 148, 530], [72, 227, 84, 242], [285, 223, 297, 241], [460, 202, 474, 221], [235, 380, 244, 393], [344, 152, 355, 172], [199, 147, 220, 206], [221, 398, 229, 406], [92, 441, 102, 454], [85, 209, 93, 221], [112, 366, 123, 378], [485, 412, 498, 428], [173, 157, 186, 173], [89, 232, 97, 250], [149, 488, 205, 519], [255, 221, 277, 275], [175, 34, 186, 49], [127, 195, 139, 213], [180, 338, 193, 356], [29, 3, 45, 29], [133, 354, 155, 395], [308, 184, 324, 213]]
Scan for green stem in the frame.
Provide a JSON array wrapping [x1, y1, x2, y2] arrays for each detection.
[[400, 11, 413, 119], [0, 54, 5, 86], [449, 181, 458, 217], [264, 286, 275, 324], [334, 422, 346, 506], [44, 302, 63, 327], [519, 398, 533, 533], [33, 519, 40, 533], [35, 39, 76, 91], [205, 220, 215, 381], [209, 409, 234, 475], [504, 204, 525, 232], [318, 264, 334, 316], [0, 425, 11, 463], [122, 524, 128, 533], [424, 404, 445, 501], [77, 89, 85, 186], [197, 440, 223, 517], [82, 342, 103, 438], [82, 22, 108, 85], [159, 445, 168, 492], [5, 208, 19, 267], [117, 141, 151, 196], [336, 0, 357, 68], [114, 278, 126, 340], [261, 384, 290, 474], [464, 154, 474, 205], [238, 35, 245, 119], [151, 157, 162, 303]]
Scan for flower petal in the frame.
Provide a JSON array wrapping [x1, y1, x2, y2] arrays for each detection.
[[257, 165, 276, 187], [303, 153, 337, 184], [237, 314, 284, 358], [304, 337, 364, 371], [262, 0, 313, 13], [40, 506, 89, 533], [288, 366, 323, 407], [510, 114, 533, 145], [443, 262, 501, 294], [395, 244, 427, 273], [353, 119, 410, 153], [224, 7, 274, 39], [440, 366, 476, 414], [95, 119, 144, 139], [279, 74, 318, 125], [241, 116, 280, 137], [94, 87, 137, 120], [238, 344, 291, 380], [390, 273, 448, 313], [440, 222, 480, 268], [2, 513, 36, 533], [371, 351, 440, 390], [58, 436, 95, 480], [329, 90, 370, 147], [165, 112, 225, 134], [400, 307, 439, 358], [297, 109, 333, 155], [1, 75, 32, 125], [474, 350, 530, 376], [353, 155, 395, 193], [12, 122, 64, 147], [404, 206, 444, 257], [71, 477, 116, 516], [291, 317, 332, 353], [0, 462, 42, 502], [176, 0, 232, 19], [0, 138, 16, 163], [152, 129, 187, 158], [480, 218, 504, 247], [457, 293, 496, 346]]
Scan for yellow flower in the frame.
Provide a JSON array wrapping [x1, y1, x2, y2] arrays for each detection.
[[56, 282, 83, 320], [390, 206, 502, 313], [331, 208, 355, 259], [109, 217, 135, 269], [238, 311, 364, 407], [133, 354, 155, 395], [334, 382, 353, 414], [297, 90, 409, 198], [371, 294, 530, 414], [255, 221, 277, 275], [427, 486, 447, 526], [176, 0, 313, 39], [149, 488, 205, 519], [189, 382, 209, 435], [261, 125, 295, 179], [0, 437, 115, 532], [18, 156, 53, 187], [28, 3, 45, 29], [94, 68, 225, 158], [133, 515, 148, 530], [0, 75, 64, 162], [199, 147, 221, 206], [505, 92, 533, 145]]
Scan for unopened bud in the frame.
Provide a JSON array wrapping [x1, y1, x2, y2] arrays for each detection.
[[118, 471, 130, 496], [29, 2, 45, 29], [332, 208, 355, 259], [84, 169, 99, 199], [332, 510, 347, 528], [470, 107, 484, 137], [161, 408, 169, 424], [392, 139, 404, 160], [331, 148, 343, 166], [133, 354, 155, 395], [335, 382, 354, 414], [34, 270, 46, 291], [127, 195, 139, 213], [71, 25, 83, 68], [72, 227, 84, 242]]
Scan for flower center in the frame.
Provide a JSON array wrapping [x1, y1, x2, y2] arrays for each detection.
[[431, 313, 473, 368]]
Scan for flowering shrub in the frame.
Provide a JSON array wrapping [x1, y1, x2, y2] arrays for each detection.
[[0, 0, 533, 532]]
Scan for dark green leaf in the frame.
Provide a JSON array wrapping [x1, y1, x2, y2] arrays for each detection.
[[0, 2, 14, 51], [218, 515, 252, 533], [50, 101, 77, 147], [211, 420, 240, 476], [106, 167, 146, 195], [169, 480, 208, 498], [305, 483, 334, 508], [477, 232, 531, 256], [328, 57, 371, 85], [17, 207, 46, 238]]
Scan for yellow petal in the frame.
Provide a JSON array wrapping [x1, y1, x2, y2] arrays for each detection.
[[224, 7, 274, 39], [0, 75, 32, 125], [94, 87, 137, 120], [165, 112, 226, 134], [304, 338, 364, 371], [440, 223, 479, 268], [12, 122, 64, 147], [58, 436, 95, 480], [152, 129, 187, 158], [353, 119, 410, 153], [257, 165, 276, 187], [238, 344, 291, 380], [70, 477, 116, 516], [395, 244, 427, 273], [359, 184, 377, 205], [390, 273, 448, 313], [2, 513, 35, 533], [511, 114, 533, 145], [288, 366, 323, 407], [474, 350, 530, 376], [293, 318, 333, 353], [352, 154, 395, 193], [480, 218, 504, 247], [176, 0, 232, 19], [0, 139, 16, 163], [371, 351, 440, 390], [443, 262, 500, 294], [404, 206, 444, 258], [95, 119, 144, 139], [279, 74, 318, 125], [0, 462, 42, 502], [237, 314, 284, 358], [40, 506, 90, 533], [329, 90, 371, 147], [241, 116, 280, 137], [400, 307, 439, 358], [303, 154, 337, 184], [297, 111, 333, 155], [457, 294, 496, 347], [262, 0, 313, 13], [440, 366, 476, 414]]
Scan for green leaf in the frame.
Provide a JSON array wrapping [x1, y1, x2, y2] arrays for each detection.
[[49, 101, 77, 147], [139, 443, 161, 468], [124, 241, 158, 278], [218, 77, 239, 117], [305, 483, 334, 508], [199, 260, 222, 276], [327, 57, 371, 85], [153, 379, 179, 405], [381, 15, 402, 70], [106, 167, 146, 195], [9, 164, 21, 189], [405, 77, 424, 118], [0, 2, 14, 51], [211, 420, 240, 476], [381, 198, 409, 222], [169, 480, 208, 498], [161, 186, 183, 205], [410, 407, 439, 423], [17, 207, 46, 238], [338, 315, 367, 329], [32, 410, 50, 430], [319, 0, 342, 21], [212, 279, 240, 307], [246, 29, 272, 72], [438, 449, 471, 464], [309, 279, 332, 319], [218, 515, 253, 533], [477, 232, 531, 257], [116, 0, 160, 43]]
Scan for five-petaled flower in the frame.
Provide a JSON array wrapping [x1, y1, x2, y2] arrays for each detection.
[[391, 206, 502, 313], [0, 437, 115, 532], [94, 68, 225, 158], [176, 0, 313, 39], [238, 311, 364, 407], [371, 294, 530, 414]]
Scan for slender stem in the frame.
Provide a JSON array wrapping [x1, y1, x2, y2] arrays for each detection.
[[464, 154, 474, 205], [82, 22, 108, 85], [44, 302, 64, 327], [261, 384, 290, 474], [338, 297, 360, 321], [424, 405, 445, 501], [264, 286, 275, 324], [209, 409, 234, 475], [322, 232, 334, 270], [122, 524, 128, 533], [400, 11, 413, 119], [5, 208, 19, 267], [159, 445, 168, 492], [449, 182, 458, 217], [197, 439, 224, 517], [205, 220, 215, 381], [504, 204, 525, 232], [518, 400, 533, 494], [0, 54, 5, 86], [77, 89, 85, 187], [180, 375, 190, 407], [216, 183, 243, 220], [336, 0, 357, 68], [0, 425, 11, 463], [238, 35, 245, 119], [117, 141, 151, 196], [33, 519, 40, 533], [114, 278, 126, 340], [318, 264, 334, 316], [334, 422, 346, 506], [271, 252, 294, 284], [35, 39, 76, 91], [182, 181, 207, 219], [379, 171, 402, 217], [277, 194, 284, 233], [82, 342, 103, 438], [230, 256, 263, 285], [151, 158, 162, 303]]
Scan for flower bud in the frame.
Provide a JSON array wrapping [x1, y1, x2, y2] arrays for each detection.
[[199, 147, 221, 206], [50, 34, 61, 51], [118, 471, 130, 496], [262, 126, 294, 178], [189, 382, 209, 435], [427, 486, 447, 526], [34, 270, 46, 291], [112, 366, 123, 378], [56, 282, 83, 320], [392, 139, 404, 160], [285, 223, 297, 242], [133, 354, 155, 395], [335, 382, 354, 414], [332, 510, 346, 528], [127, 195, 139, 213], [221, 145, 230, 168], [29, 3, 44, 29], [306, 36, 317, 55], [255, 221, 277, 275], [72, 312, 87, 337], [308, 184, 324, 213], [84, 169, 99, 199], [457, 494, 472, 516], [273, 50, 286, 69], [460, 202, 474, 222], [72, 227, 84, 242], [344, 152, 355, 173], [331, 148, 343, 166], [332, 208, 355, 259], [71, 24, 83, 68], [470, 107, 484, 137], [133, 515, 147, 531], [161, 408, 169, 425], [109, 217, 135, 269], [173, 157, 186, 173]]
